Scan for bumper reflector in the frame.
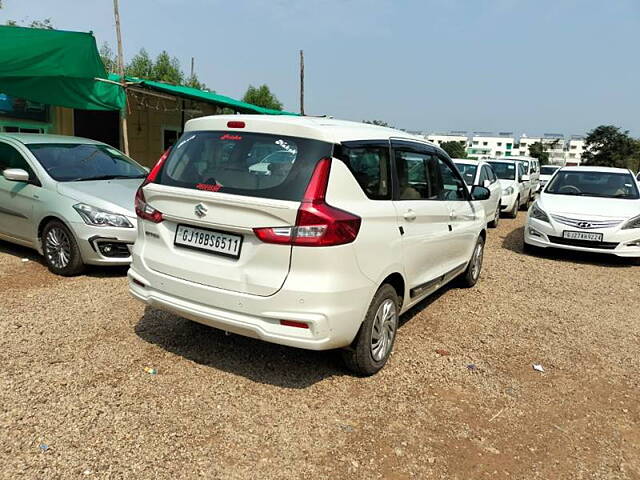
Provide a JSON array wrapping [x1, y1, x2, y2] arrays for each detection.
[[280, 320, 309, 329]]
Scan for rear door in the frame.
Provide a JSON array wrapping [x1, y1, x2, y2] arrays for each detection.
[[390, 141, 453, 292], [141, 130, 332, 297]]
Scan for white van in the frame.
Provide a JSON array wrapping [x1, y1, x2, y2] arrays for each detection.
[[128, 115, 489, 375]]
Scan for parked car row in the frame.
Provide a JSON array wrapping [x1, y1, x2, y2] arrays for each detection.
[[1, 117, 639, 376]]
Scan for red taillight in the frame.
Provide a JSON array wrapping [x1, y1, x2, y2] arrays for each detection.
[[227, 121, 245, 129], [135, 187, 163, 223], [280, 320, 309, 329], [253, 158, 361, 247], [134, 149, 169, 223]]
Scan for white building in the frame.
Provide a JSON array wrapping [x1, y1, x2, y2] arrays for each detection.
[[565, 135, 586, 165], [467, 132, 515, 159], [424, 129, 588, 165], [425, 132, 469, 150]]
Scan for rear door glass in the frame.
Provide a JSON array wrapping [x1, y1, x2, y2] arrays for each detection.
[[158, 131, 333, 201]]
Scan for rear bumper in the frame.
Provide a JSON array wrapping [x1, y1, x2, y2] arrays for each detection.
[[128, 249, 376, 351]]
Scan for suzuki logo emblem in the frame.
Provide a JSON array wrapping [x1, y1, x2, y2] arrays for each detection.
[[577, 221, 592, 228], [194, 203, 208, 218]]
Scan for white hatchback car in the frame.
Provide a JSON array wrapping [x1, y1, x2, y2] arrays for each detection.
[[128, 115, 490, 375], [453, 159, 501, 228], [525, 166, 640, 261], [487, 159, 530, 218]]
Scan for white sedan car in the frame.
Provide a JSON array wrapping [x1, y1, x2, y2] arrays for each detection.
[[524, 166, 640, 262], [454, 159, 502, 227]]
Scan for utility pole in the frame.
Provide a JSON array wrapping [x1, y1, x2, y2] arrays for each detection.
[[190, 57, 195, 78], [113, 0, 129, 155], [299, 50, 305, 116]]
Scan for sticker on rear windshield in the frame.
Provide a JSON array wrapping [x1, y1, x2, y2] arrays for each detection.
[[221, 134, 242, 141], [508, 165, 514, 169], [275, 139, 296, 154]]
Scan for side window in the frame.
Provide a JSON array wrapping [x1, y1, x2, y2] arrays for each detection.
[[478, 166, 489, 185], [337, 144, 390, 200], [488, 166, 497, 183], [394, 149, 441, 200], [437, 157, 467, 200], [0, 142, 37, 180]]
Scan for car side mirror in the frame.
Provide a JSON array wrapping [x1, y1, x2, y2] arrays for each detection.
[[470, 185, 490, 201], [482, 179, 491, 188], [521, 174, 530, 182], [2, 168, 29, 183]]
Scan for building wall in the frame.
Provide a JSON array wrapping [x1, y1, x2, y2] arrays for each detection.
[[124, 94, 222, 166], [425, 133, 468, 149], [467, 135, 515, 159]]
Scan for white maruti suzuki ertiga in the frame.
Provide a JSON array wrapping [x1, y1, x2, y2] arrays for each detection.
[[128, 115, 490, 375]]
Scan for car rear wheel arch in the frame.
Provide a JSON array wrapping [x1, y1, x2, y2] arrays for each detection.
[[380, 272, 405, 310]]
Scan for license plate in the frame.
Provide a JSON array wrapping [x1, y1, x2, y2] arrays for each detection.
[[563, 230, 603, 242], [174, 224, 243, 258]]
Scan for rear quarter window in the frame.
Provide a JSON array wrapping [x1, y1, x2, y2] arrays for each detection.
[[157, 131, 333, 201], [334, 143, 391, 200]]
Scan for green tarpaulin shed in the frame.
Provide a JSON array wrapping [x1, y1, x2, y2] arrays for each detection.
[[109, 74, 298, 116], [0, 25, 125, 110]]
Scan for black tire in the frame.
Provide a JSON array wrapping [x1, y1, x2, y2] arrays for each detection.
[[342, 284, 399, 376], [488, 205, 500, 228], [42, 220, 85, 276], [508, 197, 519, 218], [520, 193, 531, 211], [459, 235, 485, 288]]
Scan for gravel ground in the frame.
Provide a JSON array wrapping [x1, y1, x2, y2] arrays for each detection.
[[1, 215, 639, 479]]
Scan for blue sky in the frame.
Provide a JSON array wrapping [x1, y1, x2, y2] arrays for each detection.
[[2, 0, 639, 136]]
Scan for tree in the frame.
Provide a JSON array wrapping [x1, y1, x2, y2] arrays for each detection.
[[528, 141, 550, 166], [151, 51, 184, 85], [185, 72, 207, 91], [2, 1, 53, 28], [363, 120, 392, 128], [126, 48, 154, 79], [242, 85, 283, 110], [440, 141, 467, 159], [582, 125, 640, 170], [99, 42, 118, 74]]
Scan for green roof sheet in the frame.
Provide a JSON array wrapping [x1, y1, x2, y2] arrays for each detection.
[[109, 74, 297, 116], [0, 25, 125, 110]]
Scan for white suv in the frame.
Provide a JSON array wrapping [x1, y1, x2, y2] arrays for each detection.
[[128, 116, 489, 375]]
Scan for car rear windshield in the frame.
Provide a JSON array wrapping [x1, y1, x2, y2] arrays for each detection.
[[453, 163, 477, 186], [487, 161, 516, 180], [546, 171, 639, 199], [540, 166, 559, 175], [28, 143, 147, 182], [157, 131, 333, 201]]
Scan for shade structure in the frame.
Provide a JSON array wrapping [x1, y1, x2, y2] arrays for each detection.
[[109, 74, 298, 116], [0, 25, 125, 111]]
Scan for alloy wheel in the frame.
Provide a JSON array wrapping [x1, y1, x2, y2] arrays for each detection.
[[471, 241, 484, 281], [45, 227, 72, 269], [370, 299, 397, 361]]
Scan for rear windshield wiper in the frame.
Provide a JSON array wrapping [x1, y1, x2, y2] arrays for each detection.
[[72, 174, 146, 182]]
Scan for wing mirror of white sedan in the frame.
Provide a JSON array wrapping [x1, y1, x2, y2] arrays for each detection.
[[470, 185, 491, 201], [2, 168, 30, 183]]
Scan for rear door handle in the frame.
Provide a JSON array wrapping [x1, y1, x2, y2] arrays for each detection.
[[403, 209, 416, 221]]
